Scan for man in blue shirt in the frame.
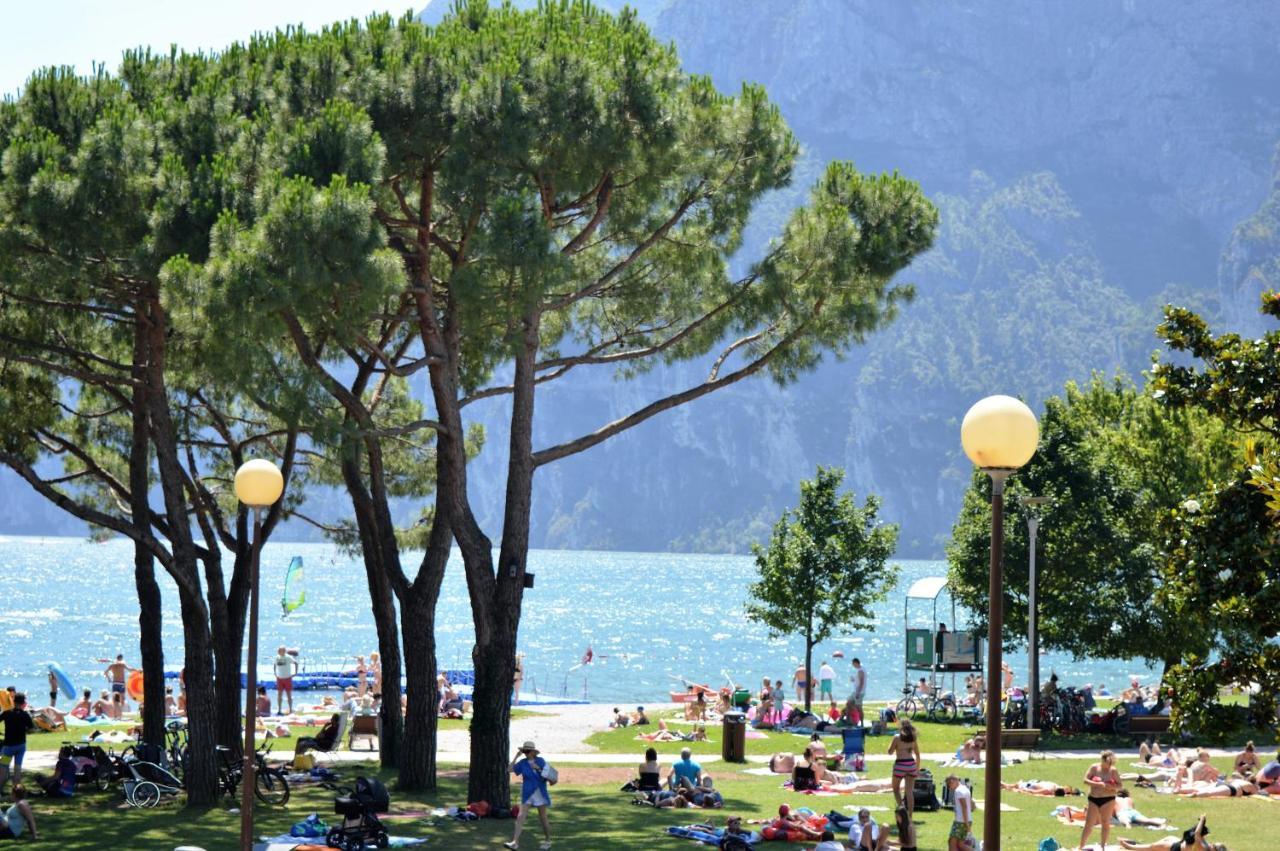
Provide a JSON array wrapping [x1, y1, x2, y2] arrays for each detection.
[[506, 740, 552, 850], [667, 747, 703, 790]]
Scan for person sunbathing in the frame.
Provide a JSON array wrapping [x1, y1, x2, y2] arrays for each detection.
[[1001, 779, 1080, 796], [1233, 742, 1259, 779], [1114, 790, 1166, 827], [636, 719, 678, 741], [1139, 739, 1164, 765], [824, 777, 895, 793], [957, 739, 982, 764], [1190, 750, 1220, 783], [771, 804, 824, 840], [1175, 777, 1258, 797], [1119, 814, 1226, 851], [294, 713, 340, 759], [792, 748, 826, 791], [70, 690, 92, 720], [769, 752, 795, 774]]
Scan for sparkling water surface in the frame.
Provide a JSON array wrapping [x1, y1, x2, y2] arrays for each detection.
[[0, 536, 1157, 704]]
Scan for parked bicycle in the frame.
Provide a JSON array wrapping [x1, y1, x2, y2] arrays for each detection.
[[216, 743, 291, 806], [896, 685, 959, 722]]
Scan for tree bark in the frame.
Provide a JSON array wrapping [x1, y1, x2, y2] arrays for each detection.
[[142, 295, 220, 806], [464, 314, 539, 806], [341, 448, 405, 769], [397, 590, 441, 790], [129, 316, 166, 747]]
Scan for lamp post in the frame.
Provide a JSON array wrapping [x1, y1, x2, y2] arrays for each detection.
[[1021, 496, 1048, 730], [961, 395, 1039, 851], [234, 459, 284, 851]]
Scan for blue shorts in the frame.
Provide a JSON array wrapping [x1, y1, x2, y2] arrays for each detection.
[[1, 743, 27, 769], [111, 682, 126, 695]]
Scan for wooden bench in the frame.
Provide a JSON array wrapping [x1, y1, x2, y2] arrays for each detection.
[[998, 728, 1041, 750], [348, 714, 380, 751], [1118, 714, 1170, 739]]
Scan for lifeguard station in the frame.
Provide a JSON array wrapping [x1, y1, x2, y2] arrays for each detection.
[[903, 576, 983, 700]]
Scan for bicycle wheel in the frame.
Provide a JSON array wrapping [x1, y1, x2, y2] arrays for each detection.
[[255, 768, 291, 806], [931, 697, 958, 722], [132, 781, 162, 808], [895, 697, 917, 718]]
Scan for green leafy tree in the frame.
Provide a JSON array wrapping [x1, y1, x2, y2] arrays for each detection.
[[0, 61, 309, 804], [946, 375, 1234, 674], [1151, 292, 1280, 734], [746, 467, 899, 713], [175, 2, 937, 799]]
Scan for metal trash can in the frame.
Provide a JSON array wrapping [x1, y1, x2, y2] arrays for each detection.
[[721, 711, 747, 762]]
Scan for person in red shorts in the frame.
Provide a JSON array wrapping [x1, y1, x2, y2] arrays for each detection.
[[273, 646, 298, 715]]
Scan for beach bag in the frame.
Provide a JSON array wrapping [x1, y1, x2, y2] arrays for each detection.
[[912, 768, 940, 811], [541, 764, 558, 785], [289, 814, 329, 838], [467, 800, 491, 817], [1038, 839, 1060, 851], [293, 754, 315, 770], [719, 834, 753, 851]]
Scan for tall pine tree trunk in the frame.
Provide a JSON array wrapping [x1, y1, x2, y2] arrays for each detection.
[[129, 317, 165, 746], [142, 297, 219, 806], [465, 316, 538, 806], [342, 449, 405, 769], [397, 590, 441, 790]]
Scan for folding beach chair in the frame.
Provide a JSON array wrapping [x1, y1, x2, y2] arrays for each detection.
[[840, 726, 866, 767]]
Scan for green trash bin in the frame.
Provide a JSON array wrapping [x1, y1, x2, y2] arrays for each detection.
[[732, 688, 751, 709]]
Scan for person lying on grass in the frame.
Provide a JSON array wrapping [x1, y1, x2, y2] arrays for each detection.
[[1172, 777, 1259, 797], [1000, 779, 1081, 796], [1118, 814, 1227, 851]]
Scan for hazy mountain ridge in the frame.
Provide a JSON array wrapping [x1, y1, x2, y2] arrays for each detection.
[[4, 0, 1278, 556]]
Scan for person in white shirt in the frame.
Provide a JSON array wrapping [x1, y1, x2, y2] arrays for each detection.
[[848, 808, 888, 850], [818, 660, 837, 703], [947, 775, 973, 851], [273, 646, 298, 715], [850, 658, 867, 724]]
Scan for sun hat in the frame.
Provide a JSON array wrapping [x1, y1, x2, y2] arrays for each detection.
[[520, 740, 539, 752]]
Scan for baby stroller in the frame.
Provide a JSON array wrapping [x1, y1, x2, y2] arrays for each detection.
[[326, 776, 390, 850], [120, 752, 184, 807]]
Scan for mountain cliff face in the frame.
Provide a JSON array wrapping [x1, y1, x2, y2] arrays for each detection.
[[5, 0, 1278, 554]]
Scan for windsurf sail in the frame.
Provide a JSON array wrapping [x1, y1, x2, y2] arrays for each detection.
[[281, 556, 305, 618]]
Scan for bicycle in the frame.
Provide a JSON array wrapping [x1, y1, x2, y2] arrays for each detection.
[[216, 743, 291, 806], [165, 720, 189, 779], [895, 686, 920, 719], [924, 691, 958, 722]]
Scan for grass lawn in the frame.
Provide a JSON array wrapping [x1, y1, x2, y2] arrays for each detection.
[[17, 756, 1274, 850], [585, 713, 988, 758]]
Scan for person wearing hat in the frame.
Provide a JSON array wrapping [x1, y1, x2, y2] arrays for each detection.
[[507, 740, 553, 850]]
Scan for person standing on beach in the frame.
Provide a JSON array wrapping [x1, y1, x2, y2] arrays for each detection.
[[817, 660, 836, 703], [273, 646, 298, 715], [355, 655, 368, 697], [369, 652, 383, 696], [1, 694, 36, 784], [851, 658, 867, 724], [103, 655, 130, 707], [512, 653, 525, 705], [792, 664, 811, 703], [506, 740, 552, 850], [46, 672, 58, 709]]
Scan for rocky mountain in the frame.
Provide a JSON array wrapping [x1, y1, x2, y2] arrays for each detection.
[[5, 0, 1279, 555]]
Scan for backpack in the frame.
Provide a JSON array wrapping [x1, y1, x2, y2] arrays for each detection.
[[719, 834, 753, 851], [1038, 839, 1060, 851], [912, 768, 941, 811]]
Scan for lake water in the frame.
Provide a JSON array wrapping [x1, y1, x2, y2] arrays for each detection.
[[0, 536, 1157, 704]]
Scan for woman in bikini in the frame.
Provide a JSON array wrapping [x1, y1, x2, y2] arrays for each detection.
[[1176, 777, 1258, 798], [1078, 749, 1122, 851], [888, 719, 922, 816], [1233, 741, 1259, 779]]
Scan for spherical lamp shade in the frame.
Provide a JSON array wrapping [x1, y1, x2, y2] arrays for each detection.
[[961, 395, 1039, 470], [233, 459, 284, 508]]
